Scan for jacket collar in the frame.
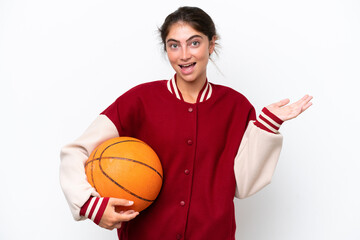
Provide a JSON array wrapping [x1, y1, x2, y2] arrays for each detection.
[[166, 74, 212, 103]]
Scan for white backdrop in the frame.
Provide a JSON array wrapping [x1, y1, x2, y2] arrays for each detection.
[[0, 0, 359, 239]]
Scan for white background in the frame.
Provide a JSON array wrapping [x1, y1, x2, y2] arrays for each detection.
[[0, 0, 359, 239]]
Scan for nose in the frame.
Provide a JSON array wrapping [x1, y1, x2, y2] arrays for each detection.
[[181, 46, 191, 61]]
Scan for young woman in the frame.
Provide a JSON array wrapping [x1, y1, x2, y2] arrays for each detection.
[[60, 6, 312, 240]]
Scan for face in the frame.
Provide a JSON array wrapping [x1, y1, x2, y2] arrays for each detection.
[[165, 22, 216, 85]]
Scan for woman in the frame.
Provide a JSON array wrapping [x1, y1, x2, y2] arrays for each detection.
[[60, 6, 312, 240]]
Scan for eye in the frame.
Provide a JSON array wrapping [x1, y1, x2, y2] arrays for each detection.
[[169, 43, 178, 49], [191, 41, 200, 47]]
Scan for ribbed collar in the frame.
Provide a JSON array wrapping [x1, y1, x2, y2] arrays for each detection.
[[166, 74, 212, 103]]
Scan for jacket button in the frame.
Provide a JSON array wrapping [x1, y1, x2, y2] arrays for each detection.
[[184, 169, 190, 175], [187, 139, 193, 145], [176, 234, 182, 239], [180, 201, 185, 206], [188, 107, 193, 112]]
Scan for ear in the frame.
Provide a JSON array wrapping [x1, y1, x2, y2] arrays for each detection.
[[209, 35, 217, 54]]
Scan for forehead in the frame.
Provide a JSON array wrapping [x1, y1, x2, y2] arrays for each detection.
[[166, 22, 206, 41]]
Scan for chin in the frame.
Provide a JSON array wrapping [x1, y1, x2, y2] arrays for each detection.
[[176, 70, 204, 83], [178, 74, 198, 83]]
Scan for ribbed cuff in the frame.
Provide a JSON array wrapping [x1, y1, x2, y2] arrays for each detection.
[[254, 107, 284, 133], [80, 197, 109, 225]]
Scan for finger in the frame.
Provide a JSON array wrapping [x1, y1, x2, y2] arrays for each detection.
[[124, 210, 135, 214], [303, 95, 313, 104], [113, 222, 122, 229], [286, 95, 311, 112], [304, 95, 313, 104], [275, 98, 290, 107], [99, 211, 139, 229], [105, 222, 122, 230], [296, 95, 312, 105], [100, 220, 121, 230], [117, 211, 140, 222], [297, 95, 313, 109], [302, 101, 313, 111], [109, 198, 134, 207]]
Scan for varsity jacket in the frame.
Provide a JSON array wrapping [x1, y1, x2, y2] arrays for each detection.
[[60, 76, 283, 240]]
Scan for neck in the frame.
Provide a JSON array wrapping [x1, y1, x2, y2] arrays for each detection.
[[176, 75, 207, 104]]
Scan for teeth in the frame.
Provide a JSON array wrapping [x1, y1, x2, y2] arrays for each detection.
[[180, 63, 195, 68]]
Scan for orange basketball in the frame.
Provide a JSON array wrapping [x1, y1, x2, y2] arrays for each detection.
[[85, 137, 163, 212]]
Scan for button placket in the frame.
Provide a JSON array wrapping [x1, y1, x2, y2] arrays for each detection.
[[178, 104, 195, 240]]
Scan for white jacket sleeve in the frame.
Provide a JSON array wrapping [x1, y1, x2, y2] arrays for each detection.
[[59, 115, 119, 220], [234, 120, 283, 199]]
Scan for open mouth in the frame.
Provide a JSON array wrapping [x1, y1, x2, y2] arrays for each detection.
[[179, 63, 196, 69]]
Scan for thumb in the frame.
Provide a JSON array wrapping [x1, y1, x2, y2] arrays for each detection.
[[273, 98, 290, 108], [108, 198, 134, 207]]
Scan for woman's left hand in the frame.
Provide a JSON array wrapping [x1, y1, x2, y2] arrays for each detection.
[[266, 95, 313, 122]]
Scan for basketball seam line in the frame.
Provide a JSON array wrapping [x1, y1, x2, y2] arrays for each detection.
[[85, 156, 163, 179]]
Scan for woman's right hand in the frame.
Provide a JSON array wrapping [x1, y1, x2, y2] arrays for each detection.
[[99, 198, 139, 230]]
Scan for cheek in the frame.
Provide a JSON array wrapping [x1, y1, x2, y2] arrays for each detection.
[[193, 48, 210, 62], [166, 51, 176, 63]]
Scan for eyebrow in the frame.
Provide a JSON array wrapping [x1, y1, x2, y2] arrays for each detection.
[[166, 35, 203, 43]]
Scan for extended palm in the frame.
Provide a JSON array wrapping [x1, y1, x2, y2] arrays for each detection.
[[267, 95, 313, 121]]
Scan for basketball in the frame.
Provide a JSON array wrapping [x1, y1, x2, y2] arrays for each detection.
[[85, 137, 163, 212]]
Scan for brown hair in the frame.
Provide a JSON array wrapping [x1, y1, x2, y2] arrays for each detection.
[[159, 6, 219, 52]]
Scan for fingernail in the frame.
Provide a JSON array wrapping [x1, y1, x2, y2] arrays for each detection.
[[128, 201, 134, 205]]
